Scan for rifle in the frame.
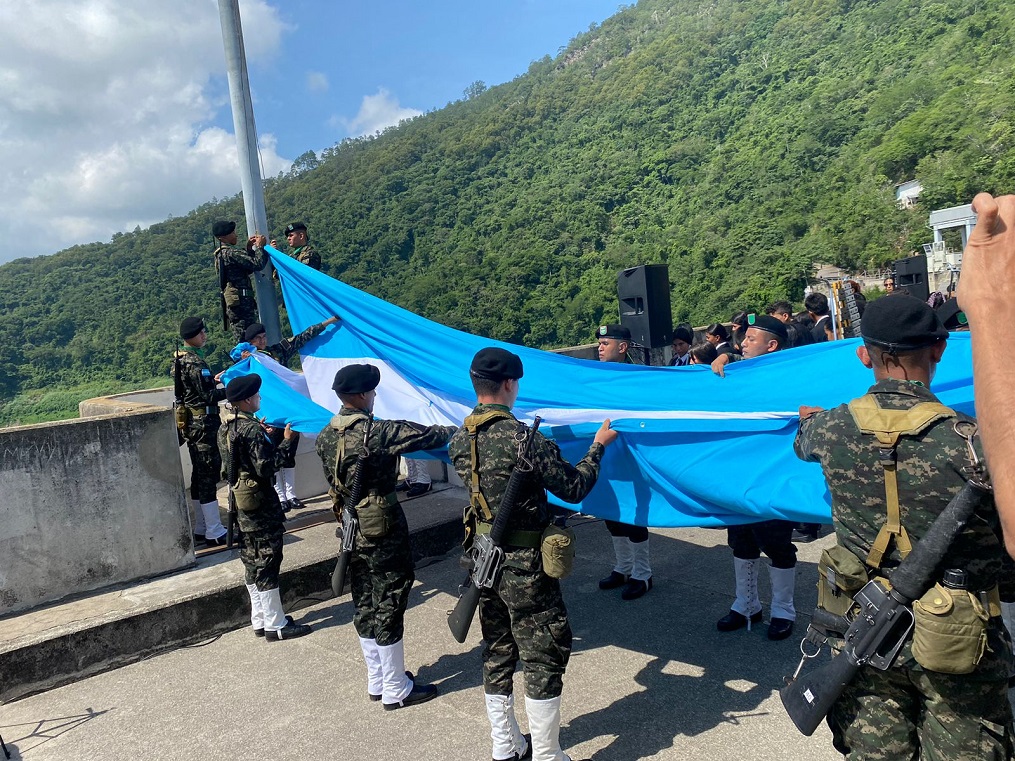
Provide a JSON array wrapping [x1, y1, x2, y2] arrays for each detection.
[[448, 416, 542, 644], [780, 472, 992, 736], [225, 420, 240, 549], [331, 416, 373, 597], [172, 349, 187, 446], [215, 245, 229, 330]]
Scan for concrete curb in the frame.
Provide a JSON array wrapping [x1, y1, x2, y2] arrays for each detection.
[[1, 488, 466, 704]]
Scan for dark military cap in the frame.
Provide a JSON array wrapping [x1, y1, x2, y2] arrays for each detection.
[[750, 314, 789, 344], [470, 347, 524, 382], [597, 324, 631, 341], [672, 326, 693, 344], [333, 364, 381, 395], [179, 316, 205, 339], [225, 373, 262, 403], [284, 222, 307, 235], [862, 293, 949, 352], [243, 322, 267, 342], [212, 220, 236, 237]]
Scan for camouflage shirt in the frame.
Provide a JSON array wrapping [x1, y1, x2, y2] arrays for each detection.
[[260, 322, 328, 368], [171, 348, 226, 409], [448, 404, 605, 535], [217, 410, 295, 485], [316, 407, 456, 508], [291, 245, 322, 271], [214, 243, 265, 290], [794, 378, 1004, 591]]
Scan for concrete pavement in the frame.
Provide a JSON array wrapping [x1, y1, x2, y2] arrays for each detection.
[[0, 515, 844, 760]]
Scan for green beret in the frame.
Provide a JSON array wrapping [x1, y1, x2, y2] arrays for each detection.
[[470, 348, 524, 382], [179, 316, 205, 339], [212, 220, 236, 237], [750, 314, 788, 344], [597, 324, 631, 341], [225, 374, 261, 403], [333, 364, 381, 395], [862, 294, 949, 352], [243, 322, 266, 342]]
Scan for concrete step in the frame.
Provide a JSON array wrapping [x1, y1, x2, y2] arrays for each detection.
[[0, 486, 467, 704]]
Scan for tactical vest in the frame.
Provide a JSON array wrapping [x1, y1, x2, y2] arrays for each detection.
[[847, 393, 955, 570], [328, 411, 370, 506], [462, 408, 542, 550]]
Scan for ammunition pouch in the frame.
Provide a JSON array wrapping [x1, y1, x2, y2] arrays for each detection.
[[355, 492, 399, 539], [232, 476, 263, 513], [912, 583, 997, 674], [540, 523, 576, 579], [816, 545, 869, 617], [174, 403, 191, 433]]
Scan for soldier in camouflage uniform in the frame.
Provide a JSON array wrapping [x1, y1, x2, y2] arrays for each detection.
[[172, 317, 228, 547], [316, 364, 455, 710], [241, 317, 339, 511], [281, 222, 322, 270], [218, 374, 312, 641], [448, 347, 617, 761], [212, 220, 267, 343], [795, 293, 1013, 760]]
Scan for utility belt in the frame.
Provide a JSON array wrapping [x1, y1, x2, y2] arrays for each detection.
[[817, 543, 1001, 674], [475, 521, 543, 549], [187, 405, 218, 416], [224, 285, 253, 297], [174, 403, 217, 432]]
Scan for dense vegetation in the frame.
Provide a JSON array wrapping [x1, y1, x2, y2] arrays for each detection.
[[1, 0, 1013, 424]]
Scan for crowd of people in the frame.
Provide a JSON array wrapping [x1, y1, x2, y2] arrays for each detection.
[[168, 199, 1015, 761]]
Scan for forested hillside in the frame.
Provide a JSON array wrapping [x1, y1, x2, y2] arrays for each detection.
[[1, 0, 1013, 420]]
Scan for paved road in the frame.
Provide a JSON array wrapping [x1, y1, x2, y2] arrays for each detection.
[[0, 519, 844, 760]]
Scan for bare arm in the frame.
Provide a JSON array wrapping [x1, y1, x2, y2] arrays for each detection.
[[957, 192, 1015, 556]]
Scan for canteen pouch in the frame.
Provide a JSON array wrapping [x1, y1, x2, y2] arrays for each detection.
[[912, 583, 988, 674], [174, 403, 191, 433], [541, 524, 576, 579], [356, 494, 396, 539], [817, 545, 869, 617], [232, 478, 263, 513]]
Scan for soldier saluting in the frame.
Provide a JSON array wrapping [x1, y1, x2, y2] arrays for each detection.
[[795, 294, 1012, 758], [448, 347, 617, 761], [212, 220, 266, 343]]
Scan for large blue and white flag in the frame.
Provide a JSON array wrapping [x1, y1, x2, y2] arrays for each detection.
[[225, 247, 977, 529]]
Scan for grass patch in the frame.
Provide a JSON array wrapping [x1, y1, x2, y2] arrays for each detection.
[[0, 378, 168, 428]]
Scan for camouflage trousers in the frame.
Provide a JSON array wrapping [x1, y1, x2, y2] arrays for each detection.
[[349, 505, 415, 646], [828, 623, 1013, 760], [223, 287, 257, 344], [237, 504, 285, 590], [184, 414, 221, 503], [479, 547, 572, 701]]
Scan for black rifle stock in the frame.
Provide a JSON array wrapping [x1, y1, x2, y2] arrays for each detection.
[[780, 478, 991, 736], [448, 417, 542, 644], [331, 416, 373, 598]]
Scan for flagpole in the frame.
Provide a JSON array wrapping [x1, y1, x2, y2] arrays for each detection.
[[217, 0, 282, 344]]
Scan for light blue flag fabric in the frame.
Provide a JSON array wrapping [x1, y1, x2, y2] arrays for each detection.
[[221, 246, 976, 529]]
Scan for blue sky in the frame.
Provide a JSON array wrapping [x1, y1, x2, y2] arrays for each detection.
[[0, 0, 623, 260], [242, 1, 623, 157]]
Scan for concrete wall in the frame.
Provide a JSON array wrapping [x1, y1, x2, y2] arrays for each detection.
[[0, 409, 194, 616]]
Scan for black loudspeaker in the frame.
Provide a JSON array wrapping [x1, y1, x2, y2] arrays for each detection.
[[893, 254, 929, 303], [617, 265, 672, 348]]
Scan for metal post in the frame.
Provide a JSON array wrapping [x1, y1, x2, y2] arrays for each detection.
[[218, 0, 281, 343]]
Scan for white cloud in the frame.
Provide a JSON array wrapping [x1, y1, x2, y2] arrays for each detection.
[[0, 0, 292, 261], [336, 88, 423, 137], [306, 71, 329, 93]]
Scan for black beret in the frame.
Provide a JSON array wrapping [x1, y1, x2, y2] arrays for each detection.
[[470, 347, 524, 382], [672, 326, 693, 344], [332, 364, 381, 395], [750, 314, 789, 344], [212, 220, 236, 237], [597, 324, 631, 341], [179, 316, 205, 340], [225, 374, 262, 403], [243, 322, 266, 342], [284, 222, 307, 235], [862, 293, 949, 352]]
